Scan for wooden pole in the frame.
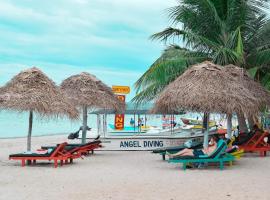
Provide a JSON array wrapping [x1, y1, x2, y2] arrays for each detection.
[[134, 113, 136, 132], [27, 110, 33, 151], [82, 105, 88, 144], [203, 112, 209, 148], [138, 114, 140, 133], [173, 114, 175, 133], [170, 114, 172, 135], [227, 114, 232, 138], [105, 113, 107, 137], [145, 114, 147, 128], [97, 114, 100, 136], [102, 114, 104, 137]]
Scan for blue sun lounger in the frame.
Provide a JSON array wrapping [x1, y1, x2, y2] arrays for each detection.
[[168, 140, 235, 170]]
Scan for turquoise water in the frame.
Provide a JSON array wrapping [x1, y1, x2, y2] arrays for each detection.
[[0, 111, 160, 138], [0, 111, 209, 138], [0, 111, 92, 138]]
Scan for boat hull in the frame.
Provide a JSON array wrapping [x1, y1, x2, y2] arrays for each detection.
[[73, 128, 217, 151], [87, 134, 210, 151]]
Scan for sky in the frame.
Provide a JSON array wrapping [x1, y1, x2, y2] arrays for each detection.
[[0, 0, 177, 100]]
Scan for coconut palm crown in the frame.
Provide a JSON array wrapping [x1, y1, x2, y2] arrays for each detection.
[[133, 0, 270, 131]]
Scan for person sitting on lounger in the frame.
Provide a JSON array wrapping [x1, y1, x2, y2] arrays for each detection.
[[167, 135, 219, 158], [233, 124, 261, 145]]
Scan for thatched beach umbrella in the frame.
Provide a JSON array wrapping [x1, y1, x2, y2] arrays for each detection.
[[224, 65, 270, 130], [0, 68, 79, 151], [61, 72, 125, 143], [153, 61, 270, 147]]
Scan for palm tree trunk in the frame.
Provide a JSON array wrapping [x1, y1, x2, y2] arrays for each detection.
[[203, 112, 209, 148], [237, 112, 248, 133], [82, 105, 88, 144], [27, 110, 33, 151], [227, 114, 232, 138]]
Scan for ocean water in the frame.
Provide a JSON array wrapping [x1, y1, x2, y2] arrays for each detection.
[[0, 111, 84, 138], [0, 111, 228, 138], [0, 112, 176, 138]]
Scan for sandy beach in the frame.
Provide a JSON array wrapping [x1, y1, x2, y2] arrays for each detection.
[[0, 135, 269, 200]]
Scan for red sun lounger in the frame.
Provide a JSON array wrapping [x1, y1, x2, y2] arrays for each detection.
[[9, 142, 76, 168], [41, 140, 102, 156], [239, 131, 270, 157], [76, 140, 102, 155]]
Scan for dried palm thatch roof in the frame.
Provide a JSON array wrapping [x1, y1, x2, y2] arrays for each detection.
[[0, 67, 78, 119], [224, 64, 270, 108], [60, 72, 125, 112], [153, 61, 270, 117]]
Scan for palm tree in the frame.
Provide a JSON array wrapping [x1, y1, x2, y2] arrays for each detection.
[[133, 0, 270, 132]]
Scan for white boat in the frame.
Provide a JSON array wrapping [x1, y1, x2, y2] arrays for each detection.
[[71, 105, 216, 151], [71, 126, 217, 151]]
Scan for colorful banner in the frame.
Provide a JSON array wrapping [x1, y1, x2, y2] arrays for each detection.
[[114, 95, 126, 130]]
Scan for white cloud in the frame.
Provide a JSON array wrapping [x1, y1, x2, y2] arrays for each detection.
[[0, 0, 176, 33], [0, 61, 143, 100], [0, 0, 177, 99]]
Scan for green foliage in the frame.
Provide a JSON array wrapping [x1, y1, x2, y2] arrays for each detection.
[[248, 67, 259, 78], [133, 46, 208, 103], [133, 0, 270, 103]]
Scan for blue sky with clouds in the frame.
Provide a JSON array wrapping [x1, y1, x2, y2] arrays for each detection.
[[0, 0, 176, 100]]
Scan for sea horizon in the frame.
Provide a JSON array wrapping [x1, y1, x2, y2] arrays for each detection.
[[0, 110, 232, 138]]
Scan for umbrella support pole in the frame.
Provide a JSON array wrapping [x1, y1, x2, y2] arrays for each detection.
[[104, 113, 108, 138], [203, 112, 209, 148], [227, 114, 232, 138], [27, 110, 33, 151], [97, 114, 101, 136], [82, 106, 88, 144], [134, 113, 136, 132], [145, 114, 147, 128], [102, 114, 104, 137]]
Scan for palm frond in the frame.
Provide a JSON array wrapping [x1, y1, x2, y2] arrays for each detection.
[[261, 72, 270, 90], [136, 0, 270, 106], [132, 84, 163, 104], [168, 0, 224, 42], [247, 48, 270, 66], [134, 47, 207, 103], [248, 67, 259, 78], [134, 46, 188, 91], [150, 27, 184, 43]]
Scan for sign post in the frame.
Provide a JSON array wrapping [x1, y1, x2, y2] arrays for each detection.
[[112, 86, 130, 130], [114, 95, 125, 130]]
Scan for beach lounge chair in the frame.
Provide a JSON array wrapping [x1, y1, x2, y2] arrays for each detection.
[[65, 140, 102, 155], [232, 130, 259, 146], [9, 142, 76, 168], [225, 137, 244, 159], [153, 141, 203, 160], [155, 137, 241, 161], [238, 131, 270, 156], [226, 146, 244, 159], [41, 140, 102, 155], [168, 140, 235, 170]]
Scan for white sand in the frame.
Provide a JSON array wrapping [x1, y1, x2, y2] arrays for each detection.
[[0, 135, 270, 200]]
